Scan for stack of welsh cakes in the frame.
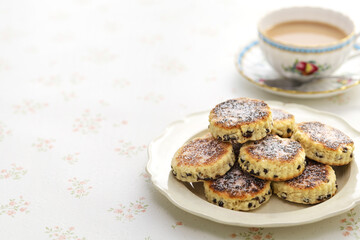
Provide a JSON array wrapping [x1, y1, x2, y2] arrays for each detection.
[[171, 98, 354, 211]]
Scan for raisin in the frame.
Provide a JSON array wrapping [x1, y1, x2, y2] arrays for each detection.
[[213, 199, 217, 203], [248, 203, 252, 208], [287, 128, 292, 134], [242, 130, 253, 138], [263, 169, 268, 174], [218, 201, 224, 207]]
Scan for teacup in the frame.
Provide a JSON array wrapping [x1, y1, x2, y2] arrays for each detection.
[[258, 7, 359, 81]]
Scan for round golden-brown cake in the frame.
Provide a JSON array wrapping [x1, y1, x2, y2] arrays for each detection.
[[271, 108, 295, 138], [272, 160, 337, 204], [209, 98, 273, 144], [204, 164, 272, 211], [171, 133, 235, 182], [239, 135, 306, 181], [292, 121, 354, 166]]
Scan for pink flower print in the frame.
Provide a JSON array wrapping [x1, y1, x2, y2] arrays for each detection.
[[58, 235, 66, 240], [134, 204, 143, 210], [0, 196, 30, 217], [253, 235, 261, 240], [62, 91, 77, 101], [68, 178, 92, 198], [63, 153, 80, 164], [115, 140, 146, 157], [73, 110, 104, 134], [230, 233, 237, 238], [115, 209, 123, 214], [32, 138, 55, 152], [171, 221, 183, 229], [140, 172, 151, 183], [108, 197, 148, 222], [36, 75, 61, 87], [237, 228, 273, 240], [126, 214, 134, 220], [265, 234, 272, 239], [45, 226, 86, 240], [0, 121, 11, 142], [70, 73, 85, 85], [13, 100, 48, 114], [337, 79, 353, 86], [339, 208, 360, 237], [7, 210, 15, 216], [0, 164, 27, 180]]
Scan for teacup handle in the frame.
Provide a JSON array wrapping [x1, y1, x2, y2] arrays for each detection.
[[348, 32, 360, 60]]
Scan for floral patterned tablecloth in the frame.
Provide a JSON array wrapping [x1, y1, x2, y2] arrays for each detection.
[[1, 0, 360, 239]]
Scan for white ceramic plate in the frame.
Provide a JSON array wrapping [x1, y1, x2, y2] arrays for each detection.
[[235, 41, 360, 99], [146, 101, 360, 227]]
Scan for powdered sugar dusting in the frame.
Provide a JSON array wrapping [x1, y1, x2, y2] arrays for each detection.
[[176, 134, 231, 166], [210, 165, 267, 197], [210, 98, 270, 127], [272, 108, 293, 121], [246, 135, 303, 161], [298, 122, 353, 150], [286, 160, 329, 188]]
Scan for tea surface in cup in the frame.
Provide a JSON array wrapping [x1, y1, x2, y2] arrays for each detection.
[[265, 21, 347, 46]]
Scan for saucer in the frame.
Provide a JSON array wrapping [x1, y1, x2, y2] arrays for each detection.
[[235, 41, 360, 98]]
